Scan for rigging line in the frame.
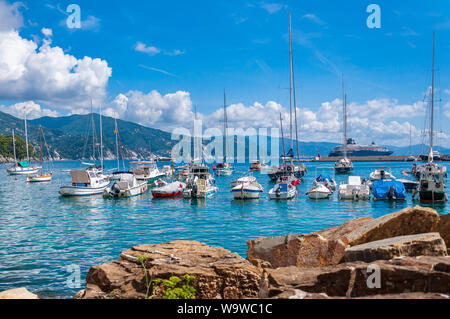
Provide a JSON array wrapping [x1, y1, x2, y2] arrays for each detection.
[[291, 23, 300, 160], [288, 12, 293, 151], [41, 127, 55, 171]]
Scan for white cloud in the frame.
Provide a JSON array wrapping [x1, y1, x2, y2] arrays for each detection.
[[260, 3, 286, 14], [0, 30, 112, 112], [135, 41, 161, 55], [445, 89, 450, 95], [302, 14, 325, 25], [0, 101, 60, 119], [41, 27, 52, 37], [0, 0, 24, 31]]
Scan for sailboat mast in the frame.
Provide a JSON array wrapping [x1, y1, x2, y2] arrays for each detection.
[[12, 129, 17, 166], [288, 12, 293, 151], [430, 32, 435, 158], [90, 99, 95, 165], [223, 89, 227, 163], [24, 110, 29, 162], [100, 105, 104, 169], [115, 116, 119, 171], [290, 14, 300, 161], [342, 75, 347, 159], [280, 113, 286, 171], [39, 126, 43, 175]]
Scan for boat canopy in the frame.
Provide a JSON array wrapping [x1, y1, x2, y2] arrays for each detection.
[[372, 180, 406, 199], [348, 176, 362, 186], [316, 174, 333, 182], [18, 161, 30, 168], [70, 170, 91, 184]]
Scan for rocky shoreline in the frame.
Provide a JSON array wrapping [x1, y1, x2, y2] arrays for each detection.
[[71, 206, 449, 299]]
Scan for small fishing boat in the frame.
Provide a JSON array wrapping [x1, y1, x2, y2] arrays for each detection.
[[104, 172, 148, 198], [183, 164, 218, 199], [231, 181, 263, 200], [230, 173, 257, 188], [334, 158, 354, 174], [372, 179, 406, 201], [130, 160, 165, 184], [249, 160, 267, 171], [213, 162, 234, 176], [306, 184, 332, 200], [152, 181, 186, 198], [59, 169, 110, 196], [335, 78, 354, 174], [413, 163, 447, 202], [269, 176, 298, 200], [338, 176, 370, 201], [369, 167, 396, 181], [26, 126, 53, 183]]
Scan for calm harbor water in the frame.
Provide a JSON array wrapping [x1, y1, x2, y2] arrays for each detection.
[[0, 160, 448, 298]]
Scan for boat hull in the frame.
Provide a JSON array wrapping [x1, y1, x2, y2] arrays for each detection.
[[59, 185, 108, 196], [418, 190, 448, 202], [268, 189, 297, 200], [6, 167, 40, 175], [26, 174, 53, 183]]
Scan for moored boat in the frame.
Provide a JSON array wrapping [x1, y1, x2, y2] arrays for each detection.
[[306, 184, 332, 200], [104, 172, 148, 198], [59, 169, 110, 196], [26, 126, 53, 183], [249, 160, 267, 171], [183, 164, 218, 199], [130, 160, 165, 184], [232, 181, 263, 200], [338, 176, 370, 201], [269, 176, 298, 200], [152, 181, 186, 198], [372, 179, 406, 201], [369, 167, 396, 181]]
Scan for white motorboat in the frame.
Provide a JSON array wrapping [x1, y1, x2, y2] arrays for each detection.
[[306, 184, 332, 200], [213, 162, 234, 176], [334, 158, 354, 174], [59, 169, 110, 196], [104, 172, 148, 198], [232, 181, 263, 200], [230, 173, 257, 188], [249, 160, 267, 171], [312, 167, 337, 191], [369, 166, 396, 181], [130, 160, 165, 184], [269, 175, 298, 200], [183, 164, 218, 199], [338, 176, 370, 201]]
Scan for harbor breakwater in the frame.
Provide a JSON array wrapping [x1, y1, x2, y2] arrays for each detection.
[[70, 206, 449, 299]]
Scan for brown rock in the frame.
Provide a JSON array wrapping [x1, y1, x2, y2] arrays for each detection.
[[345, 233, 447, 263], [78, 240, 261, 299], [313, 217, 375, 243], [246, 234, 347, 269], [345, 206, 440, 246], [260, 256, 450, 298], [433, 213, 450, 248]]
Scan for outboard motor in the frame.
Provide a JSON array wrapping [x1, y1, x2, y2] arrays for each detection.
[[387, 186, 396, 200], [192, 184, 198, 197], [380, 170, 386, 180], [109, 182, 121, 198]]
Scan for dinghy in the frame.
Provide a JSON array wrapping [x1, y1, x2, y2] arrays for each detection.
[[152, 181, 186, 198], [306, 184, 332, 200]]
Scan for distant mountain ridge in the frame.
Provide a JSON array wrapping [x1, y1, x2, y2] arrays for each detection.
[[0, 111, 448, 161]]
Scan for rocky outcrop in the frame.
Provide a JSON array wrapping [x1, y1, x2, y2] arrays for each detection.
[[344, 233, 447, 263], [260, 256, 450, 298], [75, 241, 261, 299], [433, 213, 450, 251], [246, 217, 374, 269], [345, 206, 440, 246], [0, 288, 39, 299]]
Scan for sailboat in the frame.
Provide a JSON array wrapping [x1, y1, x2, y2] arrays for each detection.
[[213, 89, 234, 176], [26, 126, 53, 182], [335, 76, 354, 173], [268, 13, 307, 181], [59, 106, 109, 196], [6, 111, 41, 175], [414, 33, 448, 203], [110, 115, 130, 181]]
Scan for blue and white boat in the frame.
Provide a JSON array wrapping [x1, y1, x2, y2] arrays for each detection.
[[372, 179, 406, 201]]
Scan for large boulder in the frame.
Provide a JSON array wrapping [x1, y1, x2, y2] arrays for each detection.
[[0, 288, 38, 299], [433, 213, 450, 251], [75, 241, 261, 299], [247, 217, 374, 269], [260, 256, 450, 298], [345, 206, 440, 246], [345, 233, 447, 263]]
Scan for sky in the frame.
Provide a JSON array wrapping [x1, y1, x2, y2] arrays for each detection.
[[0, 0, 449, 147]]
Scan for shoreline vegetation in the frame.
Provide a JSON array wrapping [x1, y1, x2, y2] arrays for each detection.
[[61, 206, 448, 299]]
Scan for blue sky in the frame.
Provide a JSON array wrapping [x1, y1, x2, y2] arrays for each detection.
[[0, 0, 449, 146]]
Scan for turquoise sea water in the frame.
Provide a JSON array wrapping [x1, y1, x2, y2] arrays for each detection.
[[0, 160, 448, 298]]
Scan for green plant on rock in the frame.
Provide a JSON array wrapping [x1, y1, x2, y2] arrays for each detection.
[[161, 274, 196, 299], [136, 256, 157, 299]]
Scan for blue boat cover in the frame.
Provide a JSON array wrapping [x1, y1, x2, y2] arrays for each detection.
[[316, 174, 332, 182], [372, 180, 406, 199], [279, 183, 288, 192]]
